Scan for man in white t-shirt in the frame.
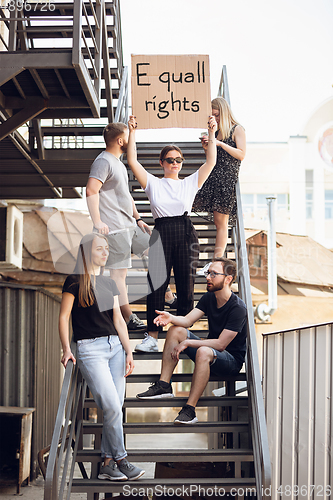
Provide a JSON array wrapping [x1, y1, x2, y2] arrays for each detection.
[[86, 122, 151, 331]]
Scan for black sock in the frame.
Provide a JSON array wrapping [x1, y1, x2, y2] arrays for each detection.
[[184, 404, 195, 411], [159, 379, 171, 388]]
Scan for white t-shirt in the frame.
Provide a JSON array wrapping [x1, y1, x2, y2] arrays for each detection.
[[145, 171, 199, 219]]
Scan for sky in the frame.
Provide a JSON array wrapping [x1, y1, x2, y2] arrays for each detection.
[[119, 0, 333, 143]]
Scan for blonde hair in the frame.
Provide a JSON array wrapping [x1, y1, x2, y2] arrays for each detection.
[[73, 233, 108, 307], [211, 97, 240, 141]]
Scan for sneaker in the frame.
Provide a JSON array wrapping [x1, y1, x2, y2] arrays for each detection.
[[98, 461, 127, 481], [127, 313, 146, 332], [135, 333, 158, 352], [136, 380, 174, 399], [196, 262, 211, 276], [174, 404, 198, 425], [117, 459, 145, 480], [165, 293, 178, 309]]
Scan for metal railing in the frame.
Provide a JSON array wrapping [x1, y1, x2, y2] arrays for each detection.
[[262, 322, 333, 500], [219, 65, 272, 498], [234, 186, 272, 499], [44, 345, 87, 500]]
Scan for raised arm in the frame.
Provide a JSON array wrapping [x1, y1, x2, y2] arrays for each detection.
[[197, 115, 217, 188], [126, 116, 148, 189]]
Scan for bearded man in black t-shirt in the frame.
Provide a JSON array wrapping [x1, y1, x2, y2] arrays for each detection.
[[136, 257, 247, 425]]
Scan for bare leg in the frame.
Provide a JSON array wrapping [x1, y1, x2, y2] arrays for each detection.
[[213, 212, 229, 258], [186, 347, 214, 408], [109, 268, 132, 323], [160, 326, 188, 383]]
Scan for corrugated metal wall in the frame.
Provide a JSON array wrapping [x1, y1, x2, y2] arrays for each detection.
[[262, 323, 333, 500], [0, 282, 62, 478]]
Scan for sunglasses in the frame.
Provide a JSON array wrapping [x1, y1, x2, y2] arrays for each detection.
[[163, 157, 184, 164]]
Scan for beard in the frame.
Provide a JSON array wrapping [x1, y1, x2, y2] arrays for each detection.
[[206, 276, 226, 293], [120, 140, 128, 153]]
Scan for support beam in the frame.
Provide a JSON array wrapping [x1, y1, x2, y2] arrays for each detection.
[[29, 69, 49, 99], [0, 97, 46, 141], [54, 69, 70, 99], [32, 119, 45, 160], [12, 77, 26, 99], [5, 96, 89, 110], [0, 66, 24, 87], [8, 134, 62, 198], [101, 1, 114, 122]]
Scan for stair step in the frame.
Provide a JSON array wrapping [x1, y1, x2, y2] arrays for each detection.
[[71, 477, 256, 494], [124, 396, 248, 408], [126, 373, 247, 383], [76, 448, 254, 463], [84, 396, 248, 409], [83, 421, 249, 435]]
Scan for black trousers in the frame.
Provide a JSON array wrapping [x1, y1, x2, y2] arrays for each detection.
[[146, 214, 199, 332]]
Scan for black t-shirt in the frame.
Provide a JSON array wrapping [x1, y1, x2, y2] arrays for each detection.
[[62, 274, 120, 342], [196, 291, 247, 366]]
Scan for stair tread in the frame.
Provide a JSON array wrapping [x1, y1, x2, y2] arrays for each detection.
[[71, 477, 256, 493], [76, 448, 254, 460], [84, 395, 248, 409], [127, 373, 247, 381], [83, 421, 249, 434], [124, 397, 248, 408]]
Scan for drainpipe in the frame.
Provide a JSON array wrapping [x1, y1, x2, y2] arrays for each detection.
[[255, 197, 278, 321]]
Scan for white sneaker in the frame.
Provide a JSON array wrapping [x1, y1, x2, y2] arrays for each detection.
[[196, 262, 211, 276], [135, 333, 158, 352]]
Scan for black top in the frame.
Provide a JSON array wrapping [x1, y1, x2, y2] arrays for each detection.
[[62, 274, 120, 342], [196, 291, 247, 365]]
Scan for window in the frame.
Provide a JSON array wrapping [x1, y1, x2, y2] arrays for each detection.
[[241, 194, 289, 213], [325, 190, 333, 219], [241, 194, 254, 213], [277, 193, 289, 210], [305, 170, 313, 220], [257, 194, 274, 210]]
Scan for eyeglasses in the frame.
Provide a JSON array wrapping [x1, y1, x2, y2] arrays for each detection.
[[204, 270, 228, 278], [163, 157, 184, 164]]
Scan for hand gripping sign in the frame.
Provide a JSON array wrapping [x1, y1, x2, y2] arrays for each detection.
[[131, 54, 211, 129]]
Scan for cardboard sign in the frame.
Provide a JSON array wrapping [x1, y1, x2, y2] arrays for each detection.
[[131, 54, 211, 129]]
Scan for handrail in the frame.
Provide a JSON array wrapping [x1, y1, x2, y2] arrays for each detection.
[[115, 65, 129, 123], [219, 66, 272, 499], [44, 343, 87, 500]]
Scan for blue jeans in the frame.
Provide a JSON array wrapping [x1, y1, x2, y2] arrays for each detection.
[[184, 331, 242, 376], [76, 335, 127, 461]]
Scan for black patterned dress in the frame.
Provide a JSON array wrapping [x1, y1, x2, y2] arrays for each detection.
[[193, 124, 241, 226]]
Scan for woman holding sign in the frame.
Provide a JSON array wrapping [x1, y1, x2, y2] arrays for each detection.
[[193, 97, 246, 262], [127, 115, 217, 352]]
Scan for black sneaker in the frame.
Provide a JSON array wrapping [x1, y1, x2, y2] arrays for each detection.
[[136, 380, 174, 399], [174, 404, 198, 425], [165, 294, 178, 309], [126, 313, 146, 332]]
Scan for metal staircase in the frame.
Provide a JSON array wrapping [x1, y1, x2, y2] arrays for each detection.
[[0, 3, 271, 496], [43, 142, 271, 500], [0, 0, 128, 199]]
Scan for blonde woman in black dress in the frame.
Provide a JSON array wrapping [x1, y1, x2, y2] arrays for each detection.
[[193, 97, 246, 260]]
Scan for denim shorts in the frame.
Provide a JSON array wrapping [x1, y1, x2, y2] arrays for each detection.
[[183, 331, 242, 376], [106, 226, 150, 269]]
